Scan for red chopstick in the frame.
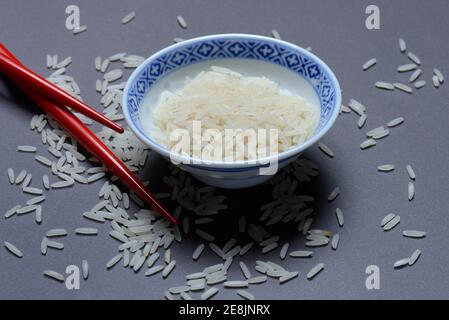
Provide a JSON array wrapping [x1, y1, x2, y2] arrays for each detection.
[[0, 44, 177, 225], [0, 46, 124, 134]]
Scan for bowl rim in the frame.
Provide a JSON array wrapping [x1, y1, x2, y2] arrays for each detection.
[[123, 33, 341, 169]]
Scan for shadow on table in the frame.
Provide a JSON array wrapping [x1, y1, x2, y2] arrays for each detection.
[[0, 74, 42, 115], [139, 150, 334, 257]]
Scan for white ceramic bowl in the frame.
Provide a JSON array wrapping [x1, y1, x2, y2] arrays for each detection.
[[123, 34, 341, 188]]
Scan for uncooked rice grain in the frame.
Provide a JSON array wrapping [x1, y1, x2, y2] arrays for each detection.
[[180, 292, 193, 300], [318, 142, 334, 157], [409, 69, 422, 83], [381, 213, 396, 227], [109, 53, 127, 62], [147, 252, 160, 267], [271, 29, 281, 40], [121, 11, 136, 24], [328, 187, 340, 201], [46, 228, 68, 237], [26, 195, 45, 205], [35, 155, 52, 167], [397, 64, 417, 72], [21, 173, 32, 188], [162, 260, 176, 278], [262, 242, 278, 254], [75, 227, 98, 235], [44, 270, 65, 282], [347, 99, 366, 116], [414, 80, 426, 89], [239, 261, 252, 279], [195, 229, 215, 242], [195, 217, 214, 225], [15, 170, 27, 184], [260, 235, 279, 247], [177, 15, 187, 28], [399, 38, 406, 53], [335, 208, 344, 227], [331, 233, 340, 250], [239, 242, 254, 256], [106, 254, 122, 269], [46, 240, 64, 250], [50, 181, 74, 189], [237, 289, 255, 300], [432, 75, 440, 88], [100, 59, 110, 73], [402, 230, 426, 238], [279, 272, 298, 284], [360, 139, 376, 149], [186, 272, 206, 280], [145, 265, 164, 276], [82, 260, 89, 279], [23, 187, 43, 195], [307, 263, 324, 279], [408, 182, 415, 201], [383, 215, 400, 231], [223, 238, 237, 253], [387, 117, 404, 127], [248, 275, 267, 284], [305, 239, 329, 247], [43, 175, 50, 189], [35, 209, 42, 223], [406, 165, 416, 180], [340, 105, 351, 113], [40, 238, 48, 255], [407, 52, 421, 65], [4, 241, 23, 257], [87, 172, 106, 183], [394, 83, 413, 93], [46, 55, 52, 68], [279, 243, 289, 260], [51, 54, 58, 67], [17, 204, 39, 215], [366, 127, 385, 137], [239, 216, 246, 233], [7, 168, 14, 184], [394, 258, 410, 268], [201, 287, 219, 300], [104, 69, 123, 82], [55, 56, 72, 69], [4, 204, 21, 218], [164, 291, 174, 300], [433, 68, 444, 83], [169, 286, 189, 294], [224, 280, 248, 288], [408, 249, 421, 266], [363, 58, 377, 71], [375, 82, 394, 90], [73, 25, 87, 35], [358, 114, 367, 128], [378, 164, 395, 172], [173, 37, 185, 43], [17, 145, 36, 152], [182, 216, 189, 234]]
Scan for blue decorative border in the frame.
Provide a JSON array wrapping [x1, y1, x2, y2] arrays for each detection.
[[127, 38, 336, 134], [123, 34, 341, 171]]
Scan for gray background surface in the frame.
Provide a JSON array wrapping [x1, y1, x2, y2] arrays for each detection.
[[0, 0, 448, 299]]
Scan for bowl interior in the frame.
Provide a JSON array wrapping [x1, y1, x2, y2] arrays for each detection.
[[124, 34, 341, 164]]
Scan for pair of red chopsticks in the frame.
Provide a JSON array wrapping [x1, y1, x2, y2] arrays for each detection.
[[0, 44, 177, 225]]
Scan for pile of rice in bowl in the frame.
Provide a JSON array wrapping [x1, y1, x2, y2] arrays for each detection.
[[144, 67, 319, 163]]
